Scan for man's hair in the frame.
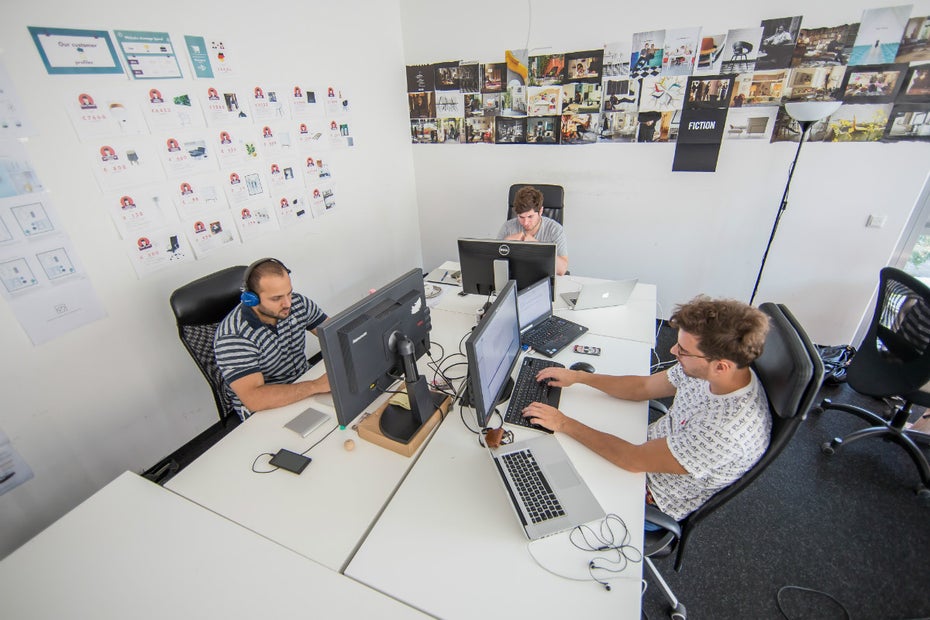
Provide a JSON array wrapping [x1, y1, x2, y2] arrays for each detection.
[[669, 296, 769, 368], [512, 186, 544, 214], [248, 259, 289, 294]]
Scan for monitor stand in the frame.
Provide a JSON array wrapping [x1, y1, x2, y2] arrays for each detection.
[[380, 378, 448, 444], [378, 334, 447, 444]]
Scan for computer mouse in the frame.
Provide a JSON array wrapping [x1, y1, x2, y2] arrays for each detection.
[[570, 361, 596, 374]]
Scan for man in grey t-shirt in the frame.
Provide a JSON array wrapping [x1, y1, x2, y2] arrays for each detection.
[[498, 185, 568, 275]]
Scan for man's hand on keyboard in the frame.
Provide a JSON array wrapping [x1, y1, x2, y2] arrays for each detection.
[[536, 367, 579, 387], [522, 402, 567, 432]]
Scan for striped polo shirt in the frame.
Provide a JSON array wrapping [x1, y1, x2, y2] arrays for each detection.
[[214, 293, 326, 420]]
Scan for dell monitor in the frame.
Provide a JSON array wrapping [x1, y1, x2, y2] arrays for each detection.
[[457, 238, 556, 298], [318, 268, 446, 443], [464, 280, 521, 428]]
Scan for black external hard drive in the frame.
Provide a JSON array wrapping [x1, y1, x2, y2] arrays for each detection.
[[269, 449, 312, 474]]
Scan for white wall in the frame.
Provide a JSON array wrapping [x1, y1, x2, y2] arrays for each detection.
[[0, 0, 420, 558], [401, 0, 930, 345]]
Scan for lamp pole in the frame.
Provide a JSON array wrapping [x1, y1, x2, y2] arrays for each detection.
[[749, 100, 840, 306], [748, 120, 812, 306]]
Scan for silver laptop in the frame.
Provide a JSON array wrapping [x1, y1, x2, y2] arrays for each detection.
[[284, 406, 331, 437], [560, 278, 638, 311], [489, 434, 605, 540]]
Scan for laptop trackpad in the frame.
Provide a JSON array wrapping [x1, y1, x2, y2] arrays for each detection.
[[548, 461, 582, 489]]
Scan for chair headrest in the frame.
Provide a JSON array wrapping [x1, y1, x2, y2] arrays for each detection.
[[753, 303, 819, 420], [170, 266, 247, 326]]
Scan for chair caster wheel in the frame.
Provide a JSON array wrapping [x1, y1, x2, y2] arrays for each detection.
[[821, 441, 836, 456], [916, 486, 930, 502], [670, 603, 687, 620]]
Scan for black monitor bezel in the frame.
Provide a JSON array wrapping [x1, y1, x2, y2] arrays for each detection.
[[464, 280, 521, 428], [457, 238, 556, 297], [317, 268, 431, 429]]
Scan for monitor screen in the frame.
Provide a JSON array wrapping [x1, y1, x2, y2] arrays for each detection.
[[457, 238, 556, 297], [318, 268, 432, 432], [464, 280, 521, 428], [516, 276, 552, 332]]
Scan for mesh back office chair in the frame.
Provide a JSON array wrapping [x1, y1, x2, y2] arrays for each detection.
[[506, 183, 565, 225], [643, 303, 825, 620], [169, 266, 247, 425], [817, 267, 930, 499]]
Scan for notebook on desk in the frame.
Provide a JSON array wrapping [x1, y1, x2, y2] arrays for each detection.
[[561, 278, 638, 311], [489, 434, 605, 540], [518, 277, 587, 357]]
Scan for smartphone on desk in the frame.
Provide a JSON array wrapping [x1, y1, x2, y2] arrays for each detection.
[[573, 344, 601, 356]]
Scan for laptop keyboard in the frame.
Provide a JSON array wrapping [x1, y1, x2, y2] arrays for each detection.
[[500, 449, 565, 523], [521, 317, 588, 357], [504, 357, 563, 433]]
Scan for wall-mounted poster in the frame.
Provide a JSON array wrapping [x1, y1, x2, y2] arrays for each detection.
[[791, 24, 860, 68], [631, 30, 665, 78], [114, 30, 183, 80], [756, 16, 803, 70], [27, 26, 123, 75], [662, 28, 701, 76], [673, 75, 735, 172], [840, 63, 909, 103], [849, 5, 913, 65], [184, 35, 236, 79], [895, 16, 930, 62]]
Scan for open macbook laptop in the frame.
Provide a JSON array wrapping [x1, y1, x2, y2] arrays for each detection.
[[517, 277, 587, 357], [489, 434, 605, 540], [560, 278, 638, 311]]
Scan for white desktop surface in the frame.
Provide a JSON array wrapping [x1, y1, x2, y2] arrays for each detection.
[[431, 261, 657, 346], [165, 362, 431, 572], [346, 331, 652, 619], [0, 472, 425, 619]]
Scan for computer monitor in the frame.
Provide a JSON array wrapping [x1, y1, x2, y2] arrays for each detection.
[[464, 280, 521, 428], [457, 238, 556, 298], [318, 268, 446, 443]]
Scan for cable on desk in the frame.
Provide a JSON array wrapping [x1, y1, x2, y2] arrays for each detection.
[[570, 514, 643, 591], [250, 423, 339, 474]]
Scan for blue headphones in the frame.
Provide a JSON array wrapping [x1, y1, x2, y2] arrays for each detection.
[[240, 258, 290, 307]]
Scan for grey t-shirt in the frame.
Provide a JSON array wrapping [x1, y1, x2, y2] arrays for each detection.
[[497, 216, 568, 256]]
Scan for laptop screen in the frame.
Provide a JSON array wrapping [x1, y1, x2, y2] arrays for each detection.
[[517, 277, 551, 332]]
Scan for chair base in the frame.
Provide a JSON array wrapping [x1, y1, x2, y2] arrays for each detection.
[[817, 398, 930, 499], [644, 557, 687, 620]]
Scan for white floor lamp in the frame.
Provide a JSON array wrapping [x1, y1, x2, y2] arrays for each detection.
[[749, 100, 843, 305]]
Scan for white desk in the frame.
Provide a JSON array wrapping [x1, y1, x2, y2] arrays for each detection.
[[0, 472, 425, 619], [166, 362, 432, 572], [346, 324, 651, 619], [166, 278, 656, 619], [430, 261, 657, 346]]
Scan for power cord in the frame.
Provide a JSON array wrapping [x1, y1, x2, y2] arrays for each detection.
[[775, 585, 851, 620], [251, 424, 339, 473]]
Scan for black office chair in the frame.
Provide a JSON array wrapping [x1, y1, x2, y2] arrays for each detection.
[[817, 267, 930, 499], [169, 266, 247, 425], [507, 183, 564, 225], [643, 303, 825, 620]]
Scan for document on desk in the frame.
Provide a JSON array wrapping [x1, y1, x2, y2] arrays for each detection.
[[424, 267, 460, 286], [0, 427, 34, 496]]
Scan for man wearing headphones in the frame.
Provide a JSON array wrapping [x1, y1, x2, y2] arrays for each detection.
[[498, 185, 569, 275], [214, 258, 330, 421]]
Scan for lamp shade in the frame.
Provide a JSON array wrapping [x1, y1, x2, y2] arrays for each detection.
[[784, 101, 842, 122]]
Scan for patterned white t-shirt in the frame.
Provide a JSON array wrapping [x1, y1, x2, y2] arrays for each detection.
[[646, 363, 771, 520]]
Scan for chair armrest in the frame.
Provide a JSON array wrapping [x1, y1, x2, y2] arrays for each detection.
[[645, 504, 681, 538], [649, 400, 669, 416]]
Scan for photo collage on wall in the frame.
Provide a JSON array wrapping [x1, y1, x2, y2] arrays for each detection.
[[406, 5, 930, 150]]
